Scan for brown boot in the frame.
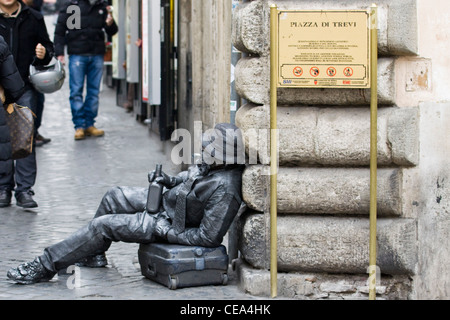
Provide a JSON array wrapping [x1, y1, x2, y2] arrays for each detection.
[[74, 128, 86, 141], [85, 126, 105, 137]]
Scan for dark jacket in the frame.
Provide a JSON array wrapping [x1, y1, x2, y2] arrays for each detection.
[[27, 0, 43, 11], [0, 36, 25, 161], [161, 165, 245, 247], [54, 0, 118, 56], [0, 1, 54, 85]]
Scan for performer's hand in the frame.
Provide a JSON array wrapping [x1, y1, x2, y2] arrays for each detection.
[[155, 218, 171, 238], [154, 171, 173, 186], [149, 170, 175, 187]]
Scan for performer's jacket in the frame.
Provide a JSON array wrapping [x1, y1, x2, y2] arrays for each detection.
[[161, 164, 245, 248]]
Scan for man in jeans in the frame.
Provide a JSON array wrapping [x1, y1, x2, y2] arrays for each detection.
[[54, 0, 118, 140]]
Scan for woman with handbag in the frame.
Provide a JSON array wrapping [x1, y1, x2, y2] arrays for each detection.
[[0, 0, 54, 208], [0, 35, 25, 208]]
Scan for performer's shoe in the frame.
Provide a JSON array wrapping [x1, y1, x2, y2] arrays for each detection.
[[7, 258, 56, 285], [76, 254, 108, 268]]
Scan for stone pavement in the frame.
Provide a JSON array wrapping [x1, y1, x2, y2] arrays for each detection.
[[0, 61, 265, 301]]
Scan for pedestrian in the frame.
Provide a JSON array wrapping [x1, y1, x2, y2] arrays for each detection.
[[0, 0, 55, 208], [23, 0, 51, 147], [0, 35, 25, 208], [7, 123, 246, 285], [54, 0, 118, 141]]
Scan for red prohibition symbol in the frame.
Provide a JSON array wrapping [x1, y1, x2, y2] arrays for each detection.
[[327, 67, 337, 77], [344, 67, 354, 77], [293, 66, 303, 77], [310, 67, 320, 77]]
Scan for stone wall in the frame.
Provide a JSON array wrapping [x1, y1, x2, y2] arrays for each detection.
[[233, 0, 449, 299]]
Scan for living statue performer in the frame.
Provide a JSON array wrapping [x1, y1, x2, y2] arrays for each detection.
[[7, 123, 246, 284]]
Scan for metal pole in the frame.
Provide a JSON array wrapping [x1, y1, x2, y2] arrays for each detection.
[[369, 3, 378, 301], [230, 0, 243, 126], [269, 4, 278, 299]]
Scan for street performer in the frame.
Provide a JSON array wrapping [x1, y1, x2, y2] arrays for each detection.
[[7, 123, 246, 284]]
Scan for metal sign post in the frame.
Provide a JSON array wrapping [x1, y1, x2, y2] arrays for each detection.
[[269, 4, 278, 299], [369, 3, 378, 301]]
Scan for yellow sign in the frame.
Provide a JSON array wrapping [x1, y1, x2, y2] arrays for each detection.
[[278, 10, 371, 88]]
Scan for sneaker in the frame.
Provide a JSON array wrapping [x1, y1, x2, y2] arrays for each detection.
[[36, 134, 51, 147], [74, 128, 86, 141], [85, 126, 105, 137], [0, 189, 12, 208], [76, 254, 108, 268], [7, 258, 56, 285], [16, 191, 38, 209]]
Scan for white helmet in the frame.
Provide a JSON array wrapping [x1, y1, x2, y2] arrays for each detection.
[[29, 59, 65, 94]]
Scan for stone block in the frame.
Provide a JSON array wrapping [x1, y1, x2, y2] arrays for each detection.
[[231, 0, 268, 55], [236, 104, 420, 167], [235, 56, 396, 106], [235, 259, 413, 299], [242, 166, 402, 216], [239, 214, 417, 275], [232, 0, 418, 56]]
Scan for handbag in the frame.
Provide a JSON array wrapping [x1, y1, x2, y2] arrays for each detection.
[[5, 103, 36, 160]]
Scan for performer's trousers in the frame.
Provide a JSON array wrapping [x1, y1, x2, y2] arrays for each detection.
[[39, 187, 156, 273]]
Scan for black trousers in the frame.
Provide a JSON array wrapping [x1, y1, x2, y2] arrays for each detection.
[[39, 186, 158, 273]]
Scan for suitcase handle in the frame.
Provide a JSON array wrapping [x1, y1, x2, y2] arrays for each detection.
[[148, 264, 156, 277]]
